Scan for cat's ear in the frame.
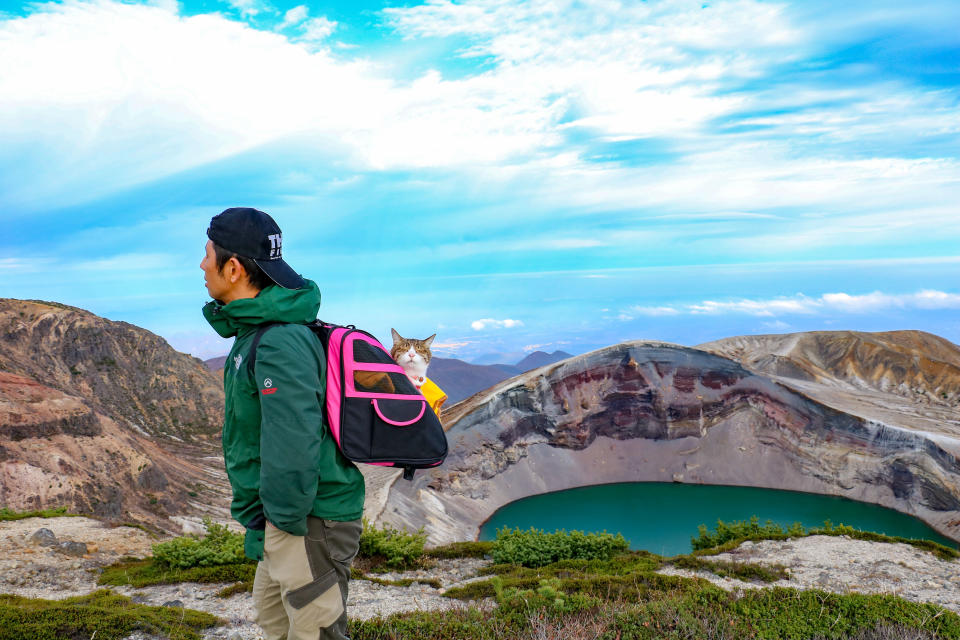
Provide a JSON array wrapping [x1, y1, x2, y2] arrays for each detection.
[[424, 334, 436, 347], [391, 328, 401, 343]]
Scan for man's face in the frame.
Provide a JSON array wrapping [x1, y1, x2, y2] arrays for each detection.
[[201, 239, 230, 302]]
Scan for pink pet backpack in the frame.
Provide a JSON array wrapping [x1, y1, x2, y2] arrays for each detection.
[[248, 321, 448, 480]]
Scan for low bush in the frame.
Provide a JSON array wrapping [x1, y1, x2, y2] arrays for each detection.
[[491, 527, 629, 568], [691, 515, 800, 550], [151, 518, 246, 569], [358, 518, 427, 569]]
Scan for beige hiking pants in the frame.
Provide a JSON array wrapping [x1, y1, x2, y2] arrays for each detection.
[[253, 517, 362, 640]]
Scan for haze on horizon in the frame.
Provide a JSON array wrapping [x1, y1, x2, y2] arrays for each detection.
[[1, 0, 958, 362]]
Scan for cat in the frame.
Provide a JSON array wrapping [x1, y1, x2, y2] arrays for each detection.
[[391, 328, 446, 417], [390, 328, 436, 388]]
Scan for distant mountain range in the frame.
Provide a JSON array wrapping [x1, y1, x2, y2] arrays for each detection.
[[429, 351, 574, 404], [205, 349, 574, 405]]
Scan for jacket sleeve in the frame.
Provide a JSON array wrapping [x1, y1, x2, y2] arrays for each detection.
[[253, 325, 326, 537]]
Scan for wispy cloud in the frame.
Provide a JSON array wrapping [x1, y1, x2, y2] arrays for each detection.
[[279, 5, 308, 29], [471, 318, 524, 330], [623, 290, 960, 319], [223, 0, 268, 18]]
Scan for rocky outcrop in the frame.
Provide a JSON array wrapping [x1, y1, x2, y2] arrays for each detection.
[[0, 298, 223, 441], [379, 341, 960, 546], [0, 371, 231, 531]]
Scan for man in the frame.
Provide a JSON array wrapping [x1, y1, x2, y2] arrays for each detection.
[[201, 207, 365, 640]]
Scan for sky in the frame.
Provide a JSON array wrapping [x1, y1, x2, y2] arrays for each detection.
[[1, 0, 959, 363]]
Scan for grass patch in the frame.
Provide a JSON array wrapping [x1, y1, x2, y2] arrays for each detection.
[[692, 517, 959, 561], [0, 506, 76, 521], [0, 589, 222, 640]]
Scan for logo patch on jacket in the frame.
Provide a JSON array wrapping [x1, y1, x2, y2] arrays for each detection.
[[262, 378, 277, 395]]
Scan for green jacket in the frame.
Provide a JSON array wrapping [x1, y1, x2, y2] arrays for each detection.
[[202, 281, 365, 561]]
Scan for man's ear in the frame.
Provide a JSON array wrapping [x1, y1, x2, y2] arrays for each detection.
[[226, 256, 248, 284]]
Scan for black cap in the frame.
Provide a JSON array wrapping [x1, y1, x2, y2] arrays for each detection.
[[206, 207, 305, 289]]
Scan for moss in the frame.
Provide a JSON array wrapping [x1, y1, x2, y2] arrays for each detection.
[[215, 581, 253, 598], [0, 589, 221, 640], [350, 568, 444, 590], [98, 559, 255, 588], [0, 506, 76, 521]]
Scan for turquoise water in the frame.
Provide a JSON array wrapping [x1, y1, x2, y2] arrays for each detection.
[[478, 482, 958, 556]]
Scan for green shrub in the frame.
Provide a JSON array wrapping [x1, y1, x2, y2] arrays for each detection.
[[358, 518, 427, 569], [151, 518, 245, 569], [491, 527, 629, 568], [492, 576, 600, 617], [691, 515, 796, 550]]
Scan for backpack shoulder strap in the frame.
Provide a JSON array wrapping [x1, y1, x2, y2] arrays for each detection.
[[246, 322, 285, 377]]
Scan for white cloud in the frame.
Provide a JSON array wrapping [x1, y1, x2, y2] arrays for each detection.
[[279, 5, 308, 29], [301, 16, 337, 41], [471, 318, 524, 330], [2, 0, 959, 229], [622, 290, 960, 319]]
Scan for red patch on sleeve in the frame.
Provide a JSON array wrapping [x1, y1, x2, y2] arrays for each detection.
[[261, 388, 278, 395]]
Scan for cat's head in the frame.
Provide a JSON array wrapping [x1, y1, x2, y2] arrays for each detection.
[[390, 328, 436, 380]]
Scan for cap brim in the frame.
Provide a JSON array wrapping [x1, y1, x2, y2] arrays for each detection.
[[254, 257, 306, 289]]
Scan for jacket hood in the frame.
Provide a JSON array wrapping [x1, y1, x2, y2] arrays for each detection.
[[202, 279, 321, 338]]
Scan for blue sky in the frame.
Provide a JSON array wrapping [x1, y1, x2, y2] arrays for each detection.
[[1, 0, 959, 362]]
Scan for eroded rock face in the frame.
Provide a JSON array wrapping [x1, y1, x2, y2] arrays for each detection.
[[380, 341, 960, 546], [0, 371, 231, 533], [698, 331, 960, 439]]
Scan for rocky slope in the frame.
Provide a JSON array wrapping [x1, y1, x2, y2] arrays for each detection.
[[378, 341, 960, 546], [697, 330, 960, 438], [0, 371, 231, 529], [0, 298, 232, 531], [0, 299, 223, 440]]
